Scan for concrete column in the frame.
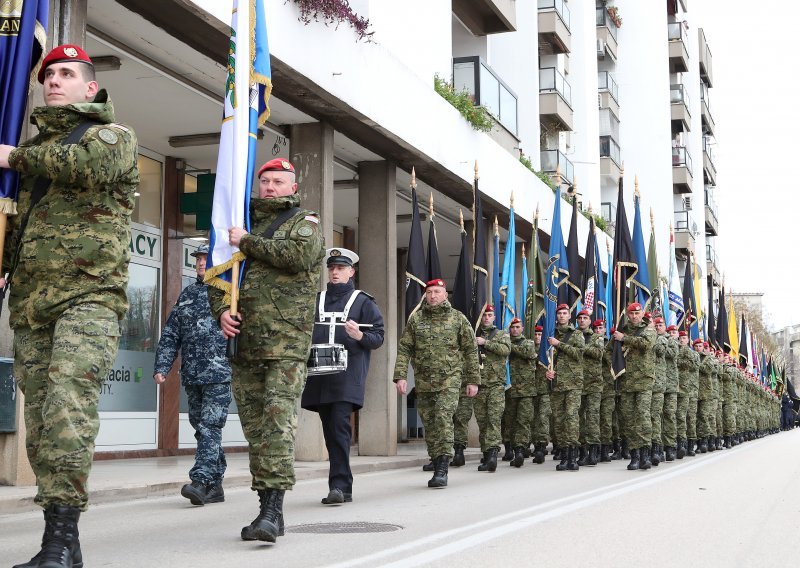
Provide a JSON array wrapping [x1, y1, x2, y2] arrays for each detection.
[[289, 122, 334, 461], [357, 161, 398, 456]]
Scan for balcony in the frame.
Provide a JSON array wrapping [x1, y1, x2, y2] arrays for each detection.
[[453, 56, 518, 138], [701, 88, 715, 136], [670, 84, 691, 133], [703, 137, 717, 185], [706, 244, 721, 285], [596, 7, 619, 61], [453, 0, 516, 35], [540, 150, 574, 187], [668, 22, 690, 73], [601, 201, 616, 237], [704, 186, 719, 237], [539, 67, 573, 131], [674, 210, 696, 253], [698, 28, 714, 87], [598, 71, 620, 119], [537, 0, 571, 55], [599, 135, 621, 181], [672, 146, 693, 194]]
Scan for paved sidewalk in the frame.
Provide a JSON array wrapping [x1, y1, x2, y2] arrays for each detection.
[[0, 441, 482, 515]]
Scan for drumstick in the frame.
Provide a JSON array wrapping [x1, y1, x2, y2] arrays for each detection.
[[314, 322, 374, 328]]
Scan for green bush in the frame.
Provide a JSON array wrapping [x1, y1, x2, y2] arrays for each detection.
[[434, 75, 494, 133]]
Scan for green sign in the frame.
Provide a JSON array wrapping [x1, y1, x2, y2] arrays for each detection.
[[180, 174, 215, 231]]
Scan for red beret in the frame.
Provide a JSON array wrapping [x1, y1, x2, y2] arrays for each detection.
[[693, 338, 703, 345], [703, 342, 710, 348], [510, 317, 522, 325], [257, 158, 295, 178], [425, 278, 446, 289], [667, 325, 677, 331], [577, 309, 590, 317], [556, 303, 569, 312], [592, 319, 605, 328], [678, 331, 687, 337], [485, 305, 495, 313], [653, 316, 665, 324], [39, 44, 93, 84], [627, 302, 642, 312], [535, 325, 543, 332]]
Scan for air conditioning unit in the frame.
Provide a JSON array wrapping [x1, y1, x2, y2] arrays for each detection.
[[683, 196, 692, 211], [597, 39, 606, 59]]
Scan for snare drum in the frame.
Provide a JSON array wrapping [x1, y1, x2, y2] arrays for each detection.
[[307, 344, 348, 376]]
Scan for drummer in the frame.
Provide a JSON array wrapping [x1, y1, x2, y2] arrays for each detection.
[[300, 248, 385, 505]]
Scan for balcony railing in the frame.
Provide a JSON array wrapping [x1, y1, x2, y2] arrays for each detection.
[[674, 210, 697, 234], [598, 71, 619, 103], [596, 7, 618, 40], [540, 150, 574, 186], [453, 56, 519, 135], [670, 83, 691, 108], [705, 187, 718, 223], [668, 22, 686, 42], [703, 137, 715, 162], [672, 146, 693, 173], [599, 107, 620, 141], [537, 0, 570, 30], [706, 244, 718, 269], [599, 135, 621, 167], [601, 201, 616, 225], [539, 67, 572, 106]]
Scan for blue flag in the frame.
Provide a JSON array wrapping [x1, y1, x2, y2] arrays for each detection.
[[604, 246, 613, 338], [500, 206, 517, 329], [0, 0, 48, 213], [631, 192, 651, 307], [539, 190, 569, 368], [492, 219, 501, 311]]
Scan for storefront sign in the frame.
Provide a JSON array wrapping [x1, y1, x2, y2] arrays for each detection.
[[98, 350, 157, 412], [129, 228, 161, 262]]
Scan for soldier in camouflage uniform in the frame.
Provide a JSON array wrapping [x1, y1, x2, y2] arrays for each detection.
[[546, 304, 584, 471], [211, 158, 324, 544], [474, 306, 510, 471], [695, 341, 716, 453], [720, 354, 738, 448], [506, 318, 537, 467], [594, 320, 615, 462], [610, 303, 656, 471], [662, 325, 680, 461], [577, 310, 603, 466], [154, 244, 232, 506], [394, 279, 480, 488], [680, 334, 701, 456], [650, 316, 668, 466], [1, 46, 139, 568], [531, 325, 551, 464]]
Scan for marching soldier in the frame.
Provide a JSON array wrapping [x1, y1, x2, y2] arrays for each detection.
[[662, 325, 680, 461], [650, 316, 668, 466], [695, 340, 716, 453], [595, 320, 616, 462], [531, 325, 551, 464], [506, 318, 537, 467], [577, 310, 604, 466]]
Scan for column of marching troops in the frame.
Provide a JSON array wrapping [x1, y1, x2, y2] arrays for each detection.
[[451, 302, 782, 474]]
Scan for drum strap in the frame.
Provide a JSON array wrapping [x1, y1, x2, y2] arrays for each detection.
[[318, 289, 362, 343]]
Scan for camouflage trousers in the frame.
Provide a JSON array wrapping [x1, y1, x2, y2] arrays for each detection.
[[650, 392, 664, 445], [185, 383, 231, 484], [619, 390, 652, 450], [474, 383, 505, 452], [675, 394, 688, 440], [579, 392, 601, 445], [417, 386, 460, 459], [501, 390, 512, 443], [661, 393, 678, 447], [551, 390, 580, 447], [15, 303, 120, 511], [599, 394, 616, 444], [506, 396, 534, 448], [532, 394, 551, 444], [231, 359, 305, 490], [723, 401, 737, 436], [716, 399, 724, 436], [697, 399, 716, 438], [686, 395, 699, 439], [452, 394, 474, 447]]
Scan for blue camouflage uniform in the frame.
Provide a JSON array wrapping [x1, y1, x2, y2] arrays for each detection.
[[155, 277, 232, 485]]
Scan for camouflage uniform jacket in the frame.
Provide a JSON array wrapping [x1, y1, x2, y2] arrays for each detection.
[[664, 337, 680, 394], [697, 352, 716, 400], [552, 325, 584, 392], [653, 333, 668, 393], [720, 360, 737, 404], [5, 91, 138, 330], [601, 338, 615, 396], [581, 329, 604, 394], [154, 279, 231, 386], [209, 194, 324, 362], [677, 343, 700, 396], [614, 321, 656, 392], [393, 299, 480, 392], [534, 343, 549, 395], [477, 325, 510, 388], [508, 336, 536, 398]]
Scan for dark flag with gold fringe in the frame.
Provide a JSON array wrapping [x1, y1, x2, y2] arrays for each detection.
[[471, 162, 489, 327], [404, 169, 426, 321], [452, 209, 473, 321], [425, 193, 442, 281], [524, 205, 546, 339], [610, 170, 638, 378]]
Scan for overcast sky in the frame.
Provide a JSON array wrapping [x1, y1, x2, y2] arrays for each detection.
[[688, 1, 800, 331]]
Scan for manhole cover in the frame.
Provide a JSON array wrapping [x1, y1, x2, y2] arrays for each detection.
[[288, 522, 403, 534]]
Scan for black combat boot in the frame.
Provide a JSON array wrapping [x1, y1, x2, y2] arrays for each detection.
[[23, 504, 84, 568], [665, 446, 676, 461], [697, 438, 708, 453], [577, 445, 589, 466], [522, 444, 532, 458], [181, 480, 207, 506], [477, 451, 489, 471], [707, 436, 716, 452], [621, 439, 631, 460], [687, 439, 696, 456], [650, 443, 660, 467], [205, 481, 225, 504], [450, 444, 466, 467], [599, 444, 612, 463], [553, 446, 562, 461], [428, 455, 449, 487], [532, 443, 545, 464], [422, 461, 435, 471], [731, 434, 739, 446], [716, 437, 724, 450], [501, 441, 514, 461], [511, 447, 524, 468], [566, 446, 580, 471], [676, 439, 686, 459], [587, 444, 600, 466], [610, 440, 622, 460], [639, 446, 652, 470], [241, 489, 286, 542], [555, 446, 569, 471], [627, 448, 640, 471], [485, 447, 499, 472]]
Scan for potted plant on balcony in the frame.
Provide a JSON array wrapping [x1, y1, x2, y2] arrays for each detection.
[[607, 6, 622, 28]]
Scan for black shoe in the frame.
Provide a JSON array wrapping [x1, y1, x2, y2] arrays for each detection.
[[15, 505, 83, 568], [665, 446, 676, 461], [553, 447, 563, 461], [532, 443, 545, 464], [639, 447, 652, 470], [501, 442, 514, 461], [321, 488, 352, 505], [577, 445, 589, 466], [627, 448, 640, 471], [485, 448, 499, 472], [707, 436, 716, 452], [181, 480, 207, 506], [621, 439, 631, 460], [477, 451, 489, 471], [566, 446, 580, 471], [676, 439, 686, 459], [697, 438, 708, 453], [522, 444, 532, 458], [422, 461, 435, 472], [610, 440, 622, 460], [687, 439, 696, 456], [716, 437, 724, 450], [599, 444, 612, 463], [205, 481, 225, 504], [450, 444, 466, 467], [651, 443, 660, 467], [511, 447, 524, 468], [241, 489, 285, 542], [428, 455, 449, 488], [556, 447, 569, 471]]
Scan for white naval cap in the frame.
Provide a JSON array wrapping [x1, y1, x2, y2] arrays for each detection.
[[325, 247, 359, 266]]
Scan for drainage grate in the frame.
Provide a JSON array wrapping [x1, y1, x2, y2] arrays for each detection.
[[288, 522, 403, 534]]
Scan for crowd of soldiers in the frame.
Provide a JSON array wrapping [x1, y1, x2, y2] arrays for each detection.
[[454, 301, 783, 475]]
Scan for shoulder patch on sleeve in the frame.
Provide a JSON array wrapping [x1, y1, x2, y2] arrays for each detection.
[[107, 123, 131, 133], [297, 225, 313, 237], [97, 128, 118, 145], [304, 215, 319, 224]]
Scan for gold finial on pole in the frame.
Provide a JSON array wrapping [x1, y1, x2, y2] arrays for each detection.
[[606, 237, 611, 254], [411, 167, 417, 189], [670, 220, 674, 234], [459, 208, 464, 231], [510, 191, 515, 208], [620, 161, 625, 176], [494, 215, 499, 236], [555, 165, 562, 187], [428, 192, 434, 218], [588, 201, 593, 214], [474, 160, 479, 180], [634, 175, 640, 198], [650, 207, 654, 229], [522, 242, 526, 259], [535, 202, 540, 222]]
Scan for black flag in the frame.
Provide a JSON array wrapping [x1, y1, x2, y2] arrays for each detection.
[[738, 314, 748, 367], [611, 175, 638, 378], [452, 213, 473, 320], [425, 199, 442, 281], [706, 282, 716, 347], [471, 172, 488, 327], [562, 194, 582, 312], [681, 254, 697, 333], [717, 286, 730, 352], [404, 181, 426, 321], [581, 215, 599, 321]]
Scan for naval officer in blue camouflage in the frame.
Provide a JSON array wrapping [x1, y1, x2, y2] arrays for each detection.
[[154, 244, 232, 506]]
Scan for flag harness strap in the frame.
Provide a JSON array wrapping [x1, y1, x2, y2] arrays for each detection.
[[317, 290, 362, 344], [240, 206, 300, 285], [5, 120, 100, 287]]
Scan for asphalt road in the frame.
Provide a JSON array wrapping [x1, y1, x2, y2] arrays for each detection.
[[3, 429, 798, 568]]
